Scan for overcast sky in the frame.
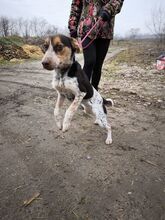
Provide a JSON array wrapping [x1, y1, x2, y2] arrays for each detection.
[[0, 0, 164, 36]]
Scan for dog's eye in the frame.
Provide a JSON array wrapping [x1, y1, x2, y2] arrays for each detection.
[[54, 44, 64, 52], [41, 44, 49, 53]]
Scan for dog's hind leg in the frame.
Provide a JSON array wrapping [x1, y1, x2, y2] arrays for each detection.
[[94, 107, 112, 144], [90, 91, 112, 144], [54, 91, 65, 130], [93, 106, 112, 144], [105, 123, 112, 145]]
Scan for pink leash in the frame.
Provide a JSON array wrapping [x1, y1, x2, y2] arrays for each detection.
[[78, 18, 104, 49]]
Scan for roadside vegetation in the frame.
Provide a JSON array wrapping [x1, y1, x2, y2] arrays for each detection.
[[0, 36, 43, 64], [0, 16, 60, 65], [107, 39, 164, 73]]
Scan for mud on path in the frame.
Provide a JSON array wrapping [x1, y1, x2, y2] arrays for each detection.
[[0, 50, 165, 220]]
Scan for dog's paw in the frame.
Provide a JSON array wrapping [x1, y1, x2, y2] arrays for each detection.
[[62, 127, 68, 132], [56, 121, 62, 130], [62, 122, 70, 132], [105, 138, 112, 145], [94, 119, 100, 125], [54, 114, 62, 130]]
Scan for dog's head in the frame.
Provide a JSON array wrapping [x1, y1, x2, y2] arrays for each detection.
[[41, 35, 80, 71]]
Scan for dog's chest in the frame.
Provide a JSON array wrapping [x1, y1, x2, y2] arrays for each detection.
[[52, 75, 79, 95]]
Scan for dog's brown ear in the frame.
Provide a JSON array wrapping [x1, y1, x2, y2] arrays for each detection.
[[70, 38, 81, 53]]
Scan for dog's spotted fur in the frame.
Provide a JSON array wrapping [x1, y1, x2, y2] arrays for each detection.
[[42, 34, 112, 144]]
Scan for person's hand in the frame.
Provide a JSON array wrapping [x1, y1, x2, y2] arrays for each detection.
[[99, 9, 111, 22], [70, 30, 77, 38]]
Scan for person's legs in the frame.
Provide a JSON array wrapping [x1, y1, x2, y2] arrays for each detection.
[[91, 38, 113, 106], [91, 38, 110, 90], [82, 38, 113, 106], [82, 37, 96, 81]]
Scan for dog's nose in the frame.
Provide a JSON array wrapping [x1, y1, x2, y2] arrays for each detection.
[[42, 61, 50, 68]]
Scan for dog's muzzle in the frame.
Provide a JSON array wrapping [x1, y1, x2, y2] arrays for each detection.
[[42, 61, 55, 70]]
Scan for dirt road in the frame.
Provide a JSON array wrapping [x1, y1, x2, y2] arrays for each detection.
[[0, 50, 165, 220]]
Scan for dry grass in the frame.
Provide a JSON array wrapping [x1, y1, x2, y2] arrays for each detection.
[[22, 44, 43, 59], [109, 39, 163, 68]]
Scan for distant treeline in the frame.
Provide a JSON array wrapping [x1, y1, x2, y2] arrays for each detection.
[[0, 16, 59, 38]]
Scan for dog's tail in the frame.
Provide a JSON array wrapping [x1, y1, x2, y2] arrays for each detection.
[[102, 103, 107, 114], [102, 97, 114, 107]]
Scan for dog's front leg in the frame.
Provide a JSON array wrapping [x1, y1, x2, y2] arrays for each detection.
[[54, 91, 65, 130], [62, 93, 85, 132]]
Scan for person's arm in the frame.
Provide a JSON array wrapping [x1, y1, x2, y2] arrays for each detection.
[[103, 0, 124, 17], [68, 0, 83, 38]]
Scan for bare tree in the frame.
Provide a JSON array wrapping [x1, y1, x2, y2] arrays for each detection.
[[0, 16, 10, 36], [127, 28, 140, 40], [30, 17, 38, 36], [9, 18, 19, 35], [35, 18, 48, 37], [0, 16, 59, 38], [45, 24, 58, 36], [23, 19, 30, 38], [147, 6, 165, 47], [17, 17, 24, 36], [28, 17, 58, 37]]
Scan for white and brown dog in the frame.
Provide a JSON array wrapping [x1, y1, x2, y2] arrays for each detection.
[[42, 34, 112, 144]]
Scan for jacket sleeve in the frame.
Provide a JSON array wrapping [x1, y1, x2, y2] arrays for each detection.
[[103, 0, 124, 17], [68, 0, 83, 32]]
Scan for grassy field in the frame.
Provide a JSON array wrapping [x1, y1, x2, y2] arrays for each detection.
[[0, 35, 25, 46], [114, 39, 163, 63]]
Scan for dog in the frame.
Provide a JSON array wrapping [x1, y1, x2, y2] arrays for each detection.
[[41, 34, 112, 144]]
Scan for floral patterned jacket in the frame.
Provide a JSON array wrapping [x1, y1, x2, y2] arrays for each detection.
[[68, 0, 124, 40]]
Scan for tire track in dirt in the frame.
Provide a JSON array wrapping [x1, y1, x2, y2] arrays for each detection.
[[0, 79, 53, 91]]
